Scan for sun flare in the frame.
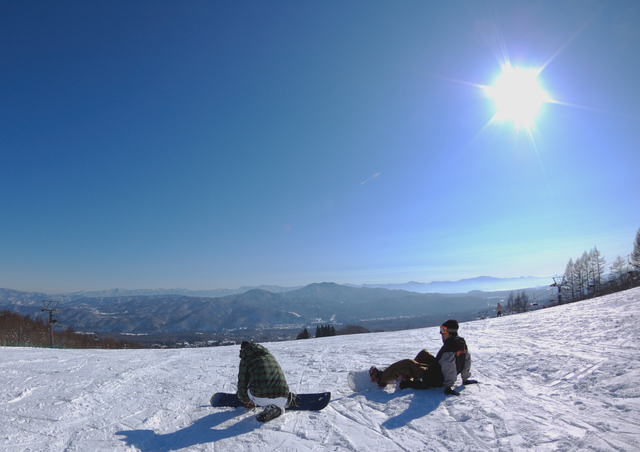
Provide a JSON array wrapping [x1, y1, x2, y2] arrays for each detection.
[[486, 65, 548, 131]]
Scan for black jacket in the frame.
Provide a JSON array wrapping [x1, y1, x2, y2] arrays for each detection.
[[414, 335, 472, 388]]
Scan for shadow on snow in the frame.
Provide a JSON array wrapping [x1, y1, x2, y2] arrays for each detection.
[[345, 383, 464, 430], [116, 408, 258, 452]]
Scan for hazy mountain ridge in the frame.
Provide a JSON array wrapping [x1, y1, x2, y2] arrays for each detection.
[[60, 285, 303, 299], [346, 275, 554, 293]]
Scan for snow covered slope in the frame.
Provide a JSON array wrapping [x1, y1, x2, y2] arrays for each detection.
[[2, 288, 639, 451]]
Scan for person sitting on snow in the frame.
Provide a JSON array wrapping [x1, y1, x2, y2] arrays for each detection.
[[237, 341, 295, 422], [369, 319, 477, 396]]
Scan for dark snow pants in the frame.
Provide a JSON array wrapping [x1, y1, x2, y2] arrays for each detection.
[[378, 350, 436, 385]]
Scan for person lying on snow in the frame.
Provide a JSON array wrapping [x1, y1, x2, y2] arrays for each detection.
[[237, 341, 296, 422], [369, 319, 477, 396]]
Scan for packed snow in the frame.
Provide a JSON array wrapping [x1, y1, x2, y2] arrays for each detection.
[[2, 288, 639, 451]]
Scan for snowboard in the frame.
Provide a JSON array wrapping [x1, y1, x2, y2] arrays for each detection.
[[347, 368, 399, 392], [210, 392, 331, 411]]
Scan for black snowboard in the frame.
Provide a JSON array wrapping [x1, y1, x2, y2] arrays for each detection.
[[210, 392, 331, 411]]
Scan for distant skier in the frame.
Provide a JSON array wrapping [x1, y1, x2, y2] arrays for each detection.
[[369, 319, 476, 396], [497, 302, 503, 317], [236, 341, 295, 422]]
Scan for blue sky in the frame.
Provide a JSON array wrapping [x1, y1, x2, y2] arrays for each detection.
[[2, 1, 639, 293]]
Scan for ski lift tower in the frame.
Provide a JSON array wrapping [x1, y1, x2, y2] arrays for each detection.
[[551, 276, 565, 305], [41, 301, 61, 348]]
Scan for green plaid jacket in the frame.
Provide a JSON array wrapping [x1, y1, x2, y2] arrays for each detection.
[[237, 343, 290, 403]]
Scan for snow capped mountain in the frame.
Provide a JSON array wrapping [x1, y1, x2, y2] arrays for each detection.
[[2, 287, 639, 451]]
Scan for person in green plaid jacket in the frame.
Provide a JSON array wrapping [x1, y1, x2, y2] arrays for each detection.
[[236, 341, 293, 422]]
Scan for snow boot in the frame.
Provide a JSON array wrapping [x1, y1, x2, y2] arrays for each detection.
[[256, 404, 283, 423], [369, 366, 387, 387], [369, 366, 380, 383]]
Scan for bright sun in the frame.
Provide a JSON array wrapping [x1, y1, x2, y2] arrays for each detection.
[[486, 65, 548, 131]]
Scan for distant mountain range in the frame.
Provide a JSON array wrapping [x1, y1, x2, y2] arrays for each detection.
[[347, 275, 554, 294], [38, 275, 552, 299], [0, 278, 554, 341]]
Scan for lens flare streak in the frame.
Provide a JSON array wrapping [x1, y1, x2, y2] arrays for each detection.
[[361, 172, 382, 185]]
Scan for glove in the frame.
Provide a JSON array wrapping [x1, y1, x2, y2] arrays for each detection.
[[463, 379, 478, 385], [243, 401, 255, 409], [444, 387, 459, 396]]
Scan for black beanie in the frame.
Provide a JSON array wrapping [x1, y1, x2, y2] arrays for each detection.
[[441, 319, 459, 335]]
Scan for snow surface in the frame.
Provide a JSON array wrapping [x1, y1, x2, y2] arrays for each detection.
[[2, 287, 639, 451]]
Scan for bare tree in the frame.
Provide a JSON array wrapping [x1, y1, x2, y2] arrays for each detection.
[[572, 252, 589, 300], [631, 228, 640, 270], [520, 291, 529, 312], [506, 291, 515, 314], [513, 292, 524, 313], [590, 246, 606, 294], [563, 259, 575, 303], [611, 255, 627, 286]]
